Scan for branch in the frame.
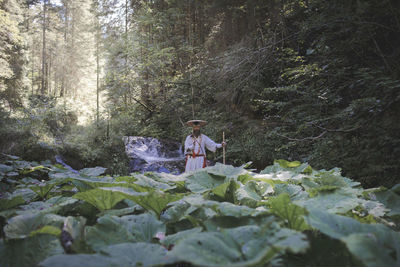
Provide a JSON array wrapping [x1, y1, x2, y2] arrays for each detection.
[[308, 122, 362, 133], [276, 131, 327, 142], [130, 96, 154, 113]]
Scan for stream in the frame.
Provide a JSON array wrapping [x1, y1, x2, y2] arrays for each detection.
[[123, 136, 185, 174]]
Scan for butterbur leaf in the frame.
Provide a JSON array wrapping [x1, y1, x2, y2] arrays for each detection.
[[86, 214, 165, 251], [30, 225, 61, 237], [342, 233, 397, 267], [39, 254, 111, 267], [99, 205, 141, 217], [100, 242, 178, 266], [0, 164, 13, 173], [236, 180, 273, 207], [11, 188, 37, 202], [260, 161, 311, 180], [0, 196, 25, 211], [161, 227, 203, 248], [70, 177, 150, 193], [294, 192, 360, 214], [132, 173, 175, 190], [273, 184, 307, 201], [85, 215, 134, 251], [212, 201, 269, 218], [120, 213, 165, 242], [372, 189, 400, 217], [206, 163, 249, 179], [30, 182, 59, 200], [125, 190, 184, 217], [72, 188, 126, 211], [79, 167, 107, 177], [237, 174, 254, 184], [1, 235, 64, 267], [211, 179, 239, 202], [269, 193, 309, 231], [20, 165, 52, 175], [185, 171, 225, 193], [307, 185, 340, 197], [306, 209, 400, 266], [4, 213, 64, 239], [170, 225, 309, 267], [274, 159, 301, 168]]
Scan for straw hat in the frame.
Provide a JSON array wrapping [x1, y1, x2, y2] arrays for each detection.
[[186, 120, 207, 127]]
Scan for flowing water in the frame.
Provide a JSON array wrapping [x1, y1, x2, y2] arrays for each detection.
[[123, 136, 185, 174]]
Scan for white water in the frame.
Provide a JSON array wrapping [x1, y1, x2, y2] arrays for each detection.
[[123, 136, 185, 173]]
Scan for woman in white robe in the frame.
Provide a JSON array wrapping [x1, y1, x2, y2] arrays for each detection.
[[184, 120, 225, 172]]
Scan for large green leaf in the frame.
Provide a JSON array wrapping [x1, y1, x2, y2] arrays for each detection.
[[0, 164, 13, 173], [17, 201, 53, 214], [269, 193, 309, 231], [79, 167, 107, 177], [85, 215, 134, 251], [294, 192, 360, 214], [211, 201, 269, 218], [118, 189, 184, 217], [30, 225, 61, 237], [261, 160, 312, 177], [11, 188, 37, 202], [39, 254, 111, 267], [16, 197, 79, 216], [130, 173, 175, 190], [206, 163, 250, 179], [211, 178, 240, 202], [161, 227, 203, 248], [29, 181, 60, 200], [120, 213, 165, 242], [274, 159, 302, 168], [20, 165, 52, 175], [170, 225, 308, 267], [98, 205, 142, 217], [69, 176, 150, 193], [160, 199, 191, 223], [185, 170, 226, 193], [72, 188, 126, 211], [273, 183, 308, 201], [235, 180, 273, 207], [0, 235, 64, 267], [372, 189, 400, 217], [100, 242, 178, 266], [306, 209, 400, 266], [0, 195, 25, 211], [4, 213, 64, 239], [86, 213, 165, 251]]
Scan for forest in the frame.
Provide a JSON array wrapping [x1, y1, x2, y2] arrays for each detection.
[[1, 0, 400, 266]]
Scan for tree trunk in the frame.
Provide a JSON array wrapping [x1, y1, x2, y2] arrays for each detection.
[[41, 0, 47, 95], [60, 1, 68, 97]]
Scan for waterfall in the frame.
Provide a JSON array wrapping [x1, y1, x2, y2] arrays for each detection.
[[123, 136, 185, 174]]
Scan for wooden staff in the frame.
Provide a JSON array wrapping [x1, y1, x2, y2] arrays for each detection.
[[223, 131, 226, 164]]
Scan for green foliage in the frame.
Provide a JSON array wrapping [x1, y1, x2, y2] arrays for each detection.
[[268, 193, 310, 231], [1, 156, 400, 266], [72, 188, 126, 211], [0, 196, 24, 211]]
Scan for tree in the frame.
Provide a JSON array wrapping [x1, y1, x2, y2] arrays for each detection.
[[0, 0, 26, 110]]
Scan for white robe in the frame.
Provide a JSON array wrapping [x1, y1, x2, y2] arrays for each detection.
[[184, 134, 222, 172]]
